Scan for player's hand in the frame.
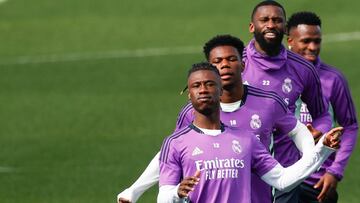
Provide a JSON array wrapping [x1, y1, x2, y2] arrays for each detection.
[[118, 197, 131, 203], [314, 172, 338, 202], [306, 123, 323, 143], [323, 127, 343, 149], [177, 171, 200, 198]]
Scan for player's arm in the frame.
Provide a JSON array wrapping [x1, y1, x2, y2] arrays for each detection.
[[273, 97, 315, 155], [157, 135, 184, 203], [158, 172, 200, 203], [174, 102, 194, 131], [117, 102, 195, 202], [301, 67, 332, 133], [117, 152, 160, 203], [287, 120, 315, 155], [260, 127, 342, 192], [158, 185, 186, 203], [326, 76, 358, 180]]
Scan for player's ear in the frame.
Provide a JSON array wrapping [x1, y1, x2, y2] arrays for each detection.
[[240, 61, 245, 72], [188, 92, 191, 100], [287, 37, 293, 50], [249, 22, 254, 33]]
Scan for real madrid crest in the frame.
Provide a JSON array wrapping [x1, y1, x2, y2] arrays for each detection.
[[250, 114, 262, 129], [282, 77, 292, 94], [232, 140, 242, 154]]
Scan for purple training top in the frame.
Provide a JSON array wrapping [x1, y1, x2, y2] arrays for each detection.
[[295, 57, 358, 184], [242, 39, 332, 167], [175, 85, 297, 203], [159, 124, 278, 203]]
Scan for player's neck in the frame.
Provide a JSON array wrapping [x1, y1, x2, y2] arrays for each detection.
[[254, 41, 281, 57], [221, 83, 244, 103], [193, 110, 221, 130]]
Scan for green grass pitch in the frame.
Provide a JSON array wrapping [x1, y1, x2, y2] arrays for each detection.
[[0, 0, 359, 202]]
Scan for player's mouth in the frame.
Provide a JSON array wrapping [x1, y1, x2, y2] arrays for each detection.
[[263, 30, 278, 39], [303, 53, 318, 62], [220, 73, 233, 80], [197, 96, 212, 102]]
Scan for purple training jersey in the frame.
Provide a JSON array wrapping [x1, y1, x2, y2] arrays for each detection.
[[242, 39, 332, 168], [295, 57, 358, 185], [175, 85, 297, 203], [159, 124, 278, 203]]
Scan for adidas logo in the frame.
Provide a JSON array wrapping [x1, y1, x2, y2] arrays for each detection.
[[192, 147, 203, 156]]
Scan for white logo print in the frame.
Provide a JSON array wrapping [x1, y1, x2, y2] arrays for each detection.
[[250, 114, 262, 129], [232, 140, 242, 154], [192, 147, 203, 156], [282, 78, 292, 94]]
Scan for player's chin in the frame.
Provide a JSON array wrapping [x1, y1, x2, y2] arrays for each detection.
[[304, 54, 317, 63], [197, 103, 217, 115]]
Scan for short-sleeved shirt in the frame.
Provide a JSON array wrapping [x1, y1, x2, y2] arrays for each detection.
[[159, 124, 278, 203], [175, 85, 297, 203]]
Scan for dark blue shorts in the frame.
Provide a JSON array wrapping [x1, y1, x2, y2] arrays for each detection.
[[299, 182, 338, 203], [274, 185, 301, 203]]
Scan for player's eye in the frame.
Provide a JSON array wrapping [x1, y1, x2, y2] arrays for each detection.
[[302, 39, 311, 44], [190, 83, 200, 88], [314, 39, 322, 44], [273, 18, 283, 23], [228, 56, 238, 62], [206, 82, 216, 87], [212, 58, 222, 64], [259, 17, 269, 22]]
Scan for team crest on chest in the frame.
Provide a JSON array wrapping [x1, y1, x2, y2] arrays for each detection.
[[282, 78, 292, 94], [232, 140, 242, 154], [250, 114, 262, 129]]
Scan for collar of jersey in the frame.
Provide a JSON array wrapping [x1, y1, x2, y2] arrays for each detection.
[[190, 123, 225, 135]]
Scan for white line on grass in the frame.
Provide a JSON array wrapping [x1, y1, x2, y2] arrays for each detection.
[[0, 0, 8, 4], [1, 31, 360, 65], [0, 166, 14, 173], [1, 46, 201, 65]]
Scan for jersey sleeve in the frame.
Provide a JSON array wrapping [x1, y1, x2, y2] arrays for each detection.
[[300, 66, 332, 133], [159, 136, 183, 186], [261, 135, 335, 191], [117, 152, 160, 203], [251, 135, 279, 177], [174, 102, 194, 132], [327, 73, 358, 180], [272, 94, 298, 135]]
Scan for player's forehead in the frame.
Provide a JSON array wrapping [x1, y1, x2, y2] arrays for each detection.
[[254, 5, 285, 19], [188, 70, 219, 84], [209, 45, 240, 59], [293, 24, 322, 37]]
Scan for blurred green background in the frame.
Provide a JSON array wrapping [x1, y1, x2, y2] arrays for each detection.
[[0, 0, 359, 202]]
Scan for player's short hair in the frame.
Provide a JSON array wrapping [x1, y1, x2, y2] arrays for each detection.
[[180, 62, 220, 94], [203, 35, 245, 61], [187, 62, 220, 79], [287, 11, 321, 33], [251, 0, 286, 21]]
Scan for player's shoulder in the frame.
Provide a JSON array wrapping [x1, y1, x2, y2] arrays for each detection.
[[160, 126, 193, 162], [176, 101, 194, 124], [166, 125, 193, 142], [286, 50, 317, 72], [245, 85, 288, 111], [319, 61, 347, 82]]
